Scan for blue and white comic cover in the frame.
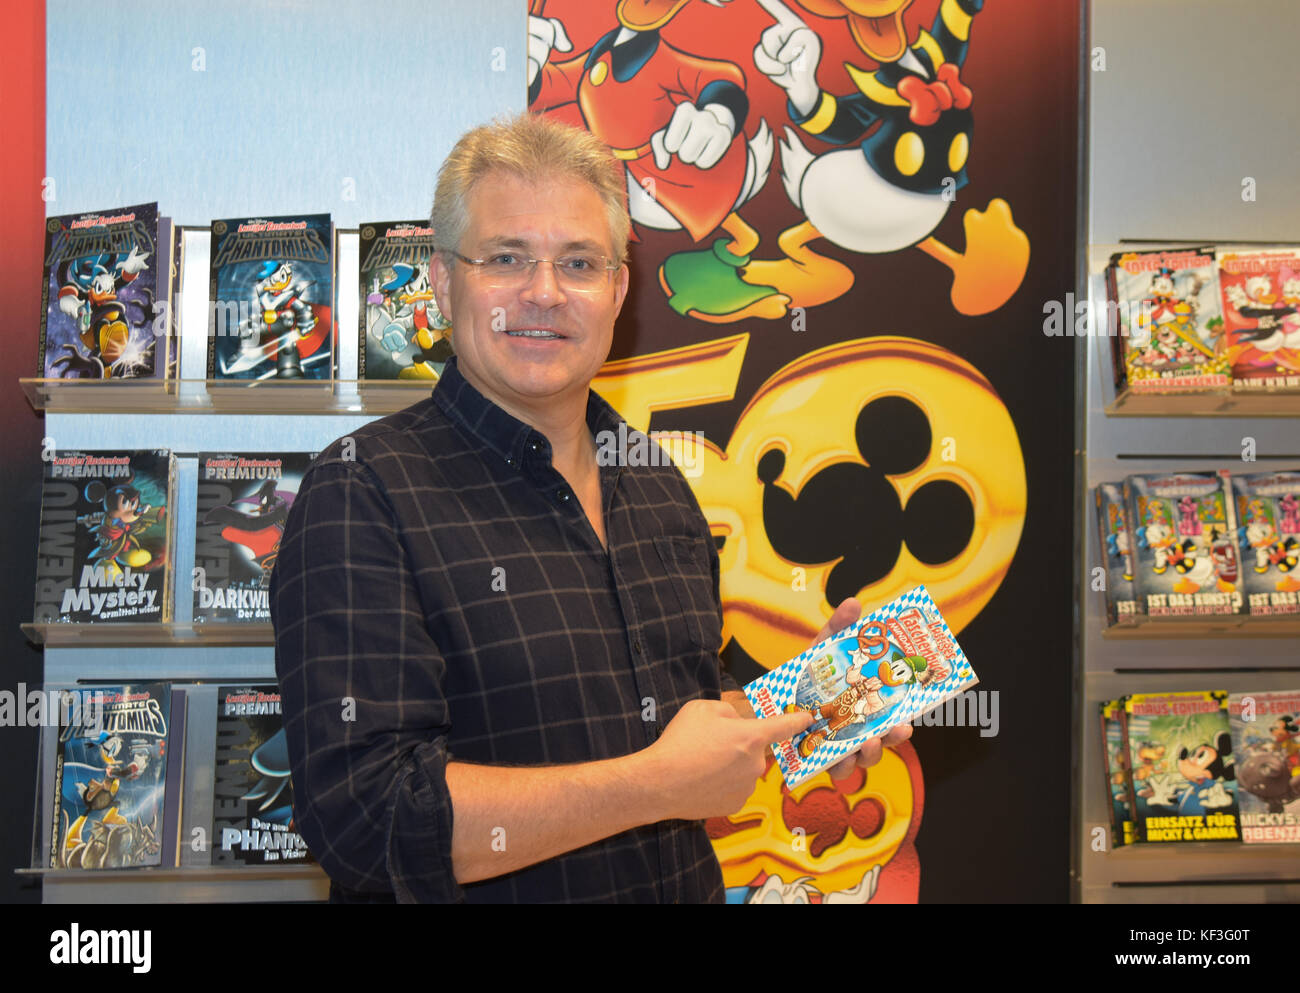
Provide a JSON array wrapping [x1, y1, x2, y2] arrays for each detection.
[[745, 586, 976, 788]]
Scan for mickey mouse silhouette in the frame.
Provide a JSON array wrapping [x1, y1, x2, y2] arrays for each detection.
[[757, 396, 974, 607]]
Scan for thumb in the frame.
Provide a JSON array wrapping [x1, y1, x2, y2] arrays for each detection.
[[757, 710, 814, 745]]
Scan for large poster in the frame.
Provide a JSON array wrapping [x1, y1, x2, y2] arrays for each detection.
[[532, 0, 1075, 902]]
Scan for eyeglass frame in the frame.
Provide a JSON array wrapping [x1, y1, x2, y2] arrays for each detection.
[[445, 249, 622, 287]]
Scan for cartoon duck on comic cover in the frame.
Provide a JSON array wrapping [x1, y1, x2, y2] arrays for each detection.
[[745, 586, 976, 787]]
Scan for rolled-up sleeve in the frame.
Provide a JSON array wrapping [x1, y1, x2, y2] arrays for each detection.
[[270, 456, 463, 903]]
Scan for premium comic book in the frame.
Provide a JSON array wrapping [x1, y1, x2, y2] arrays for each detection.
[[1231, 469, 1300, 617], [1105, 247, 1230, 393], [32, 450, 175, 624], [1124, 470, 1242, 617], [1124, 691, 1240, 843], [193, 452, 316, 622], [1228, 690, 1300, 843], [51, 683, 174, 869], [358, 220, 452, 380], [207, 213, 334, 381], [1100, 698, 1137, 847], [211, 685, 312, 866], [38, 202, 174, 381], [1216, 248, 1300, 392], [1094, 482, 1140, 626], [745, 586, 977, 788]]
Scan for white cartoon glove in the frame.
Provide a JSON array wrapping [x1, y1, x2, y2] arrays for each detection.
[[651, 101, 735, 171], [527, 15, 572, 88]]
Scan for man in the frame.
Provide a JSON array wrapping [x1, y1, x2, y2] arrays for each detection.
[[271, 112, 907, 903]]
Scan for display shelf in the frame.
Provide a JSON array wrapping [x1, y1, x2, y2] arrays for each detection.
[[21, 377, 435, 416], [1100, 616, 1300, 639], [1106, 389, 1300, 418], [24, 622, 273, 647], [27, 866, 329, 905]]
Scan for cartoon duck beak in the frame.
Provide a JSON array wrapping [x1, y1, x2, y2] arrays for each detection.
[[617, 0, 692, 30], [799, 0, 913, 63]]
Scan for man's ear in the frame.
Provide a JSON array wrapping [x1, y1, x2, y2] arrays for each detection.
[[430, 250, 453, 318], [612, 262, 630, 320]]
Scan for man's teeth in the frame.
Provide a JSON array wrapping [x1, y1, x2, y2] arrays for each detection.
[[506, 329, 560, 338]]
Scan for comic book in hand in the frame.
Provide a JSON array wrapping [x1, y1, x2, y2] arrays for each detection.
[[358, 220, 452, 380], [51, 683, 173, 869], [38, 202, 174, 381], [33, 450, 176, 624], [1124, 691, 1240, 843], [1124, 470, 1242, 618], [1232, 468, 1300, 617], [1094, 482, 1140, 626], [1216, 248, 1300, 392], [1228, 690, 1300, 843], [1106, 247, 1230, 394], [1100, 698, 1137, 847], [211, 685, 313, 866], [744, 586, 976, 788], [207, 214, 334, 381], [193, 452, 317, 622]]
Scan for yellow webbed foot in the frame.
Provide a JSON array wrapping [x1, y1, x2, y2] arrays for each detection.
[[919, 198, 1030, 316]]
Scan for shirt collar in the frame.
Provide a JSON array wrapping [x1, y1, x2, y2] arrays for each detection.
[[432, 356, 626, 471]]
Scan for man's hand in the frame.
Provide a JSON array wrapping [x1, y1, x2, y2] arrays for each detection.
[[812, 597, 914, 780], [644, 700, 812, 820]]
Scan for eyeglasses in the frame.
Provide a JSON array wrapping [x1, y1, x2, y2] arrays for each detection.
[[450, 251, 620, 289]]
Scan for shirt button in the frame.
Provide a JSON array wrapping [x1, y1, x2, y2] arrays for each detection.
[[556, 488, 571, 503], [504, 457, 515, 467], [528, 440, 542, 453]]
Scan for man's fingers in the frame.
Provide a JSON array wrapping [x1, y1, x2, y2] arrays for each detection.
[[810, 596, 862, 647], [881, 723, 913, 747], [756, 710, 814, 745]]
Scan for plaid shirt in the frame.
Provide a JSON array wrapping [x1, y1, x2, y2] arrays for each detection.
[[271, 358, 734, 903]]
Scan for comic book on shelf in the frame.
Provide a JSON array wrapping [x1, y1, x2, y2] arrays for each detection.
[[1094, 482, 1140, 625], [1105, 247, 1230, 394], [1228, 690, 1300, 843], [51, 683, 178, 869], [358, 220, 452, 381], [1216, 248, 1300, 392], [1123, 470, 1242, 618], [211, 684, 312, 866], [744, 586, 976, 788], [1231, 468, 1300, 617], [207, 213, 335, 381], [193, 452, 316, 623], [38, 201, 174, 381], [1100, 698, 1137, 847], [1124, 691, 1241, 844], [33, 450, 176, 624]]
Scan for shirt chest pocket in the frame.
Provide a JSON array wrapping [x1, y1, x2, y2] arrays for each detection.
[[652, 535, 722, 654]]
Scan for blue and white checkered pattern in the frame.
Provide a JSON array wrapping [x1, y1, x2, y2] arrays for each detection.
[[744, 586, 979, 788]]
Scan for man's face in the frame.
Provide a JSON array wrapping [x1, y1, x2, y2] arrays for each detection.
[[430, 170, 629, 422]]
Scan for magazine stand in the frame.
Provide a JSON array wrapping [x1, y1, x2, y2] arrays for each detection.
[[23, 228, 383, 902]]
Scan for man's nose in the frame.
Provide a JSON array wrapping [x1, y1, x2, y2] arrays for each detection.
[[520, 259, 568, 302]]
